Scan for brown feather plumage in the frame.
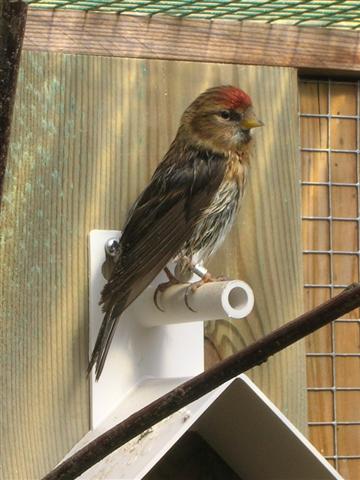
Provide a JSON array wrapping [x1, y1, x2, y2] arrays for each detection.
[[89, 85, 263, 380]]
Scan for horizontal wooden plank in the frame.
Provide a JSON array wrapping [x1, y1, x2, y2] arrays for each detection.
[[24, 10, 360, 73]]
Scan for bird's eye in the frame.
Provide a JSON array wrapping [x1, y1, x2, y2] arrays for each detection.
[[219, 110, 231, 120]]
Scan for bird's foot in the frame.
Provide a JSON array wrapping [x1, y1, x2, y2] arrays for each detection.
[[153, 267, 181, 312], [184, 272, 228, 312]]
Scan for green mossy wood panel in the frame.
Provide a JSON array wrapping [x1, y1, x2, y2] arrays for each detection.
[[0, 52, 304, 478]]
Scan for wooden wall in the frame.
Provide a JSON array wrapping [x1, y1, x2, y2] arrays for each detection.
[[0, 51, 304, 478], [300, 79, 360, 480]]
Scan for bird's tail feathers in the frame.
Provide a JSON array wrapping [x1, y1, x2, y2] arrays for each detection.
[[88, 297, 128, 381]]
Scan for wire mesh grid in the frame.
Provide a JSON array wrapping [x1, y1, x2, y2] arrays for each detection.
[[300, 79, 360, 477], [25, 0, 360, 29]]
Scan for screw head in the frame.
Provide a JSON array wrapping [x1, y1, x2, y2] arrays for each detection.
[[105, 238, 119, 257]]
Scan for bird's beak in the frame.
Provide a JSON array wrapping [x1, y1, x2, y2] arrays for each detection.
[[240, 114, 264, 130]]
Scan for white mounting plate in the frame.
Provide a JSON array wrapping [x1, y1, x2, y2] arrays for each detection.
[[89, 230, 204, 428]]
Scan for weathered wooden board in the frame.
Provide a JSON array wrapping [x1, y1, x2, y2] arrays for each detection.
[[0, 52, 304, 478], [24, 10, 360, 74]]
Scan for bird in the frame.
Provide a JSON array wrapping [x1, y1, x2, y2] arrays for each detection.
[[89, 85, 263, 380]]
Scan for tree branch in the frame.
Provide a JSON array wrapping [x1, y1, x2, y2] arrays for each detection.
[[43, 283, 360, 480], [0, 0, 27, 207]]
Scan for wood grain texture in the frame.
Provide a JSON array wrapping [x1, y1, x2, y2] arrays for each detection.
[[24, 10, 360, 73], [0, 53, 304, 478], [339, 459, 360, 480], [309, 425, 334, 457]]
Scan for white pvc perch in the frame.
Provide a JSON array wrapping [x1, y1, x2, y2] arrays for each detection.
[[133, 280, 254, 327]]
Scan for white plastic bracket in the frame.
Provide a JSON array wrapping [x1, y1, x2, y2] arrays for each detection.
[[89, 230, 204, 428], [89, 229, 254, 428]]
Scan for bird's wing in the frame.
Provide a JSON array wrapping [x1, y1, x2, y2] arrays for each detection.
[[89, 148, 226, 379]]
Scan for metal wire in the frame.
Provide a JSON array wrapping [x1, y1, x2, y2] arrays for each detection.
[[301, 79, 360, 473], [25, 0, 360, 29]]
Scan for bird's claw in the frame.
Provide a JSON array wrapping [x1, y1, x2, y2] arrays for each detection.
[[153, 285, 166, 312], [184, 278, 209, 312], [184, 283, 198, 312], [214, 275, 229, 282], [183, 273, 229, 312], [153, 268, 181, 312]]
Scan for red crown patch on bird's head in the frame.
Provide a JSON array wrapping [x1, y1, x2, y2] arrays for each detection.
[[185, 85, 253, 117], [213, 85, 252, 109]]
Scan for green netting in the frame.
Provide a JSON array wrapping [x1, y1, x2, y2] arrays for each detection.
[[26, 0, 360, 29]]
